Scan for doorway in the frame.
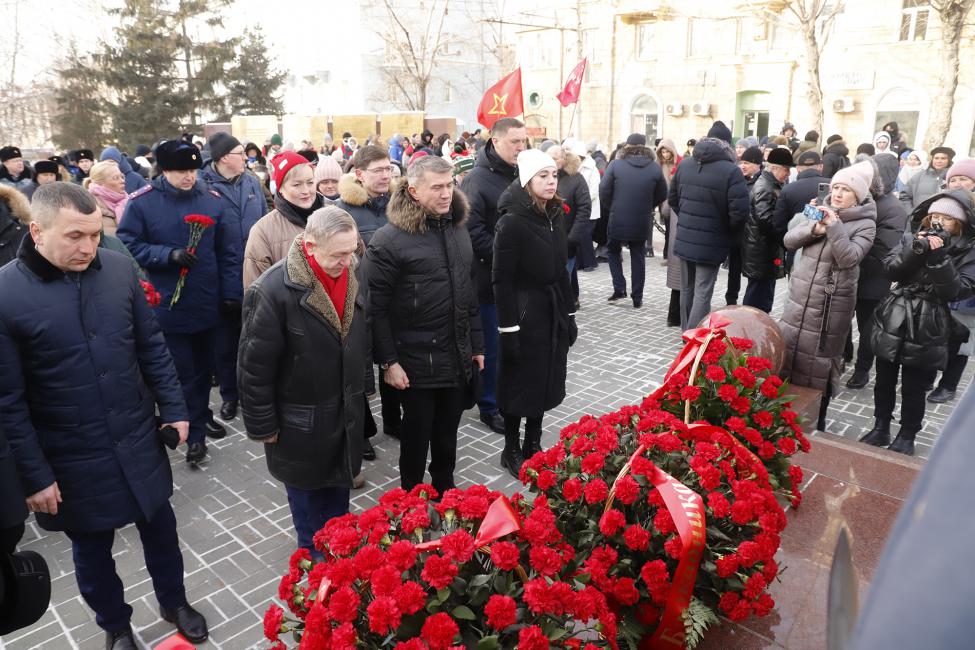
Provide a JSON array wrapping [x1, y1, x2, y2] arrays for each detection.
[[736, 91, 771, 140]]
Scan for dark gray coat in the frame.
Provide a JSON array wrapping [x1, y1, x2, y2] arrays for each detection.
[[239, 237, 367, 490], [599, 145, 668, 242]]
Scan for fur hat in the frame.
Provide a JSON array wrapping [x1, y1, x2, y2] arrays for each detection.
[[740, 147, 764, 165], [154, 140, 202, 171], [931, 146, 956, 160], [32, 160, 59, 177], [767, 148, 795, 167], [75, 149, 94, 162], [831, 161, 874, 202], [0, 146, 22, 162], [517, 149, 557, 187]]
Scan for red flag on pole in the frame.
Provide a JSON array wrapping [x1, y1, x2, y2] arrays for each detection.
[[477, 68, 524, 129], [556, 58, 587, 107]]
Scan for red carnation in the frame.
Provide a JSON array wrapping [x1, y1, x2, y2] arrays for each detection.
[[332, 622, 357, 648], [729, 336, 754, 350], [440, 529, 476, 563], [583, 478, 609, 504], [393, 640, 427, 650], [563, 477, 583, 502], [623, 524, 651, 551], [490, 541, 521, 571], [371, 564, 403, 595], [778, 437, 798, 455], [613, 474, 640, 505], [328, 586, 361, 623], [715, 554, 740, 578], [731, 395, 752, 414], [263, 604, 284, 641], [705, 365, 727, 382], [613, 577, 640, 605], [366, 596, 402, 634], [598, 509, 626, 536], [640, 559, 670, 597], [719, 591, 740, 614], [753, 410, 774, 429], [387, 540, 418, 571], [760, 380, 781, 399], [518, 625, 551, 650], [394, 581, 427, 615], [707, 491, 731, 518], [664, 535, 683, 559], [562, 202, 571, 214], [581, 452, 606, 474], [680, 385, 702, 401], [738, 540, 763, 567], [484, 594, 517, 630], [718, 384, 739, 401], [421, 554, 458, 589], [747, 356, 773, 373], [421, 612, 459, 650], [529, 545, 564, 576], [758, 441, 777, 459], [535, 469, 557, 490], [732, 366, 757, 388]]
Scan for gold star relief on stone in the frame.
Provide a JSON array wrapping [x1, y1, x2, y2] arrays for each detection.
[[488, 93, 508, 117]]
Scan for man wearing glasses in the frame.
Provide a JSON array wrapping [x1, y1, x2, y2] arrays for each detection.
[[336, 145, 399, 454], [200, 132, 269, 424]]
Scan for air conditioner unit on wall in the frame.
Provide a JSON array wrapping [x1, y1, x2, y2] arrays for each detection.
[[833, 97, 855, 113], [691, 102, 711, 117], [665, 102, 684, 116]]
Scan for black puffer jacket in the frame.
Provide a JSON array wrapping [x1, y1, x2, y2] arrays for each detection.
[[822, 141, 851, 178], [238, 236, 367, 490], [599, 145, 668, 242], [494, 181, 574, 417], [669, 138, 750, 264], [365, 180, 484, 388], [460, 140, 519, 303], [557, 153, 592, 255], [859, 155, 909, 301], [871, 190, 975, 370], [742, 169, 785, 280]]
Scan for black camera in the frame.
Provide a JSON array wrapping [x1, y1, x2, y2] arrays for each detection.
[[911, 224, 950, 255]]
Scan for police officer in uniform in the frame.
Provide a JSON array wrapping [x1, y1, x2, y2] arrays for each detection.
[[118, 140, 242, 464]]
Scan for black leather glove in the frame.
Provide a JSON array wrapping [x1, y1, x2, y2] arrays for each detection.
[[169, 249, 197, 268], [220, 300, 242, 318], [500, 332, 521, 360], [568, 316, 578, 347]]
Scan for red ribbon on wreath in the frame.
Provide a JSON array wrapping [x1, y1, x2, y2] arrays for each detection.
[[663, 313, 731, 384], [415, 495, 522, 551]]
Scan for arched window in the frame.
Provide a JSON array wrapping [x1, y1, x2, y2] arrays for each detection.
[[874, 87, 920, 148], [630, 94, 660, 143]]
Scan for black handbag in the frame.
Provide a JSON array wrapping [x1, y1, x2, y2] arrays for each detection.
[[463, 359, 482, 409]]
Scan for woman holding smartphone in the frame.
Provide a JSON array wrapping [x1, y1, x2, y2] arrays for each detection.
[[779, 162, 877, 430]]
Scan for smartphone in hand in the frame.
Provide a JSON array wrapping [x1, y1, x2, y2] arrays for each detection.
[[817, 182, 830, 205], [803, 204, 824, 221]]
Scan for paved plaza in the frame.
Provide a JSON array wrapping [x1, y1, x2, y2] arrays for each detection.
[[3, 247, 969, 649]]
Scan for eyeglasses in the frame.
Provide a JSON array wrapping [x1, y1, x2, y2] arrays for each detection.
[[365, 166, 393, 175], [227, 150, 247, 158]]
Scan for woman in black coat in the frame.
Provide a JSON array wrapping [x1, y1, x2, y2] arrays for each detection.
[[863, 190, 975, 456], [238, 207, 367, 552], [493, 149, 576, 477]]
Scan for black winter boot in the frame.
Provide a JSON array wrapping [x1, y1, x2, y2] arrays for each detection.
[[859, 418, 891, 447], [522, 427, 543, 460], [499, 447, 526, 479], [887, 426, 919, 456]]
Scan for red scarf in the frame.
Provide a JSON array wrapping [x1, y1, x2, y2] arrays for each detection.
[[302, 240, 348, 323]]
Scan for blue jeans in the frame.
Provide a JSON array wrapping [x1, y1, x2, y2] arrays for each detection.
[[478, 303, 499, 415], [607, 239, 646, 300], [66, 502, 186, 633], [285, 485, 351, 552]]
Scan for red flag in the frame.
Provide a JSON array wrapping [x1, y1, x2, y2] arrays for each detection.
[[556, 58, 587, 107], [477, 68, 524, 129]]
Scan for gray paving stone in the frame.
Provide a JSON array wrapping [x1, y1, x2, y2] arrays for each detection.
[[4, 249, 969, 649]]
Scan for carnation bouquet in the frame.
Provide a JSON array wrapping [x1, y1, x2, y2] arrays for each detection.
[[265, 484, 618, 649], [169, 213, 215, 309], [647, 317, 810, 507], [520, 403, 786, 649]]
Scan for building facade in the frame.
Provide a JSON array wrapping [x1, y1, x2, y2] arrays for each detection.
[[516, 0, 975, 156]]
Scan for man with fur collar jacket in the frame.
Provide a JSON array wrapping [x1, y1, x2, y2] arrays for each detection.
[[363, 156, 484, 495]]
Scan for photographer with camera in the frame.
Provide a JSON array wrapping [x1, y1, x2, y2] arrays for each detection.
[[780, 162, 877, 431], [863, 190, 975, 455]]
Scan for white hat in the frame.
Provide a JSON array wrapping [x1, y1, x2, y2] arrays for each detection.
[[517, 149, 557, 187], [563, 138, 588, 157]]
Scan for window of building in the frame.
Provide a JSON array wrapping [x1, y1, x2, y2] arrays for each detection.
[[528, 92, 543, 109], [636, 23, 654, 60], [875, 87, 920, 148], [443, 82, 452, 103], [583, 29, 600, 64], [900, 0, 929, 41], [630, 94, 660, 143], [688, 18, 739, 57]]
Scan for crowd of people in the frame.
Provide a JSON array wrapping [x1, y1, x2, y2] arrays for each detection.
[[1, 115, 973, 647]]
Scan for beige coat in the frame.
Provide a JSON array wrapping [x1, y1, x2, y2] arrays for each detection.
[[94, 197, 119, 237], [243, 209, 305, 287], [779, 199, 877, 391]]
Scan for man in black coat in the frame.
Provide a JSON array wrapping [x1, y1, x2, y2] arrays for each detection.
[[846, 153, 909, 389], [366, 156, 485, 494], [742, 148, 794, 312], [822, 134, 851, 178], [599, 133, 668, 308], [669, 124, 750, 329], [0, 183, 207, 649], [460, 117, 525, 434], [239, 207, 367, 554]]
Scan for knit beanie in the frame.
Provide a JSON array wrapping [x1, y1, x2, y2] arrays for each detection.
[[831, 161, 874, 202], [625, 133, 647, 146], [270, 133, 283, 146], [947, 159, 975, 183], [208, 132, 242, 163], [929, 197, 968, 224], [517, 149, 557, 187], [706, 121, 732, 145], [314, 155, 343, 183], [270, 151, 310, 189]]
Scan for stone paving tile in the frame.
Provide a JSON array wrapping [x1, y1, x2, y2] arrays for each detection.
[[3, 248, 970, 649]]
